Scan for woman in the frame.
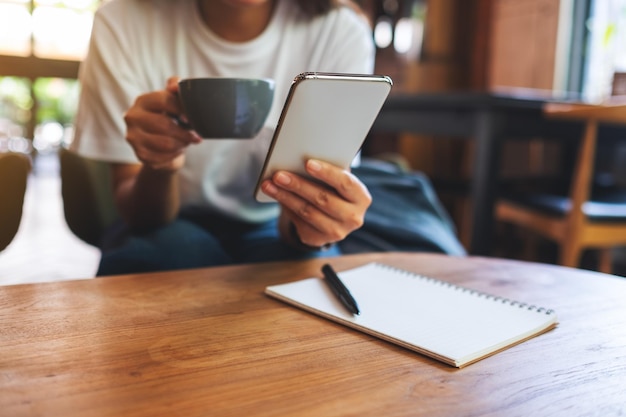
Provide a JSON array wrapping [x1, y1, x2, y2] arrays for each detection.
[[71, 0, 375, 275]]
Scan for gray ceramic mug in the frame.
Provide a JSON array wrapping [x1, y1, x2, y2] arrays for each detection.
[[177, 77, 275, 139]]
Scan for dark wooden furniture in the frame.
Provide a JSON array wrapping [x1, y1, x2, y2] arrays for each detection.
[[496, 101, 626, 273], [2, 252, 626, 416], [59, 147, 118, 247], [0, 152, 30, 251], [371, 91, 626, 256]]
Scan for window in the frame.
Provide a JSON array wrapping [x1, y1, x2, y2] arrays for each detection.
[[0, 0, 102, 152], [0, 0, 99, 60], [579, 0, 626, 100], [0, 0, 32, 57], [0, 76, 32, 153]]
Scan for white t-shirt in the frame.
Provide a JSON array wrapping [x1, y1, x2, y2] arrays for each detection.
[[72, 0, 375, 223]]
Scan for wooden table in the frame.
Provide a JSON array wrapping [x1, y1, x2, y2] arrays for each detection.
[[371, 91, 626, 255], [2, 252, 626, 416]]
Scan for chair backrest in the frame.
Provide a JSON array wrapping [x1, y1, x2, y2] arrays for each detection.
[[0, 152, 31, 251], [544, 100, 626, 224], [59, 147, 118, 247]]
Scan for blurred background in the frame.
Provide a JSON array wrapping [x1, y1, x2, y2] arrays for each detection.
[[1, 0, 625, 283]]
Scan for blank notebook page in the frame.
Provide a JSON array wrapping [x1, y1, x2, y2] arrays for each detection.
[[265, 263, 558, 367]]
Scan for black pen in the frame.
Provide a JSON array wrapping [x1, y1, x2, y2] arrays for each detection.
[[321, 263, 360, 315]]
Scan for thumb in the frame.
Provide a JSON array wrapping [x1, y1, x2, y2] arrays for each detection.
[[166, 76, 181, 93]]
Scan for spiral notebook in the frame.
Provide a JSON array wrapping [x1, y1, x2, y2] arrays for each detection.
[[265, 262, 558, 368]]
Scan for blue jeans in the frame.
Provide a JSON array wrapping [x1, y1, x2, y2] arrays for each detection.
[[97, 209, 341, 276]]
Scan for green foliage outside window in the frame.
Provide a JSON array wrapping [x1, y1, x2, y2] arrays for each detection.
[[0, 77, 32, 120], [33, 78, 79, 126], [1, 76, 78, 134]]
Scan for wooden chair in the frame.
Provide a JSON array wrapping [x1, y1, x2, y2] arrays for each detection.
[[59, 147, 118, 247], [496, 101, 626, 273], [0, 152, 31, 252]]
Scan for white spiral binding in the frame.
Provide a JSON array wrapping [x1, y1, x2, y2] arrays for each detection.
[[374, 263, 555, 315]]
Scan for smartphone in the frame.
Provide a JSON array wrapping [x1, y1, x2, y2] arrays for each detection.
[[254, 72, 393, 203]]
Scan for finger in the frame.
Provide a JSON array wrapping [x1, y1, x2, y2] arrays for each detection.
[[267, 169, 367, 227], [129, 127, 185, 155], [284, 207, 341, 248], [305, 159, 371, 205], [125, 106, 201, 146], [263, 172, 343, 220], [166, 76, 181, 93], [125, 111, 197, 169], [263, 178, 350, 243], [130, 135, 185, 168], [135, 90, 186, 123], [264, 167, 370, 245], [164, 77, 190, 126], [292, 220, 334, 248]]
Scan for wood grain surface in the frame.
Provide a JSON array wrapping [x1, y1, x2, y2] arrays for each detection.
[[1, 252, 625, 417]]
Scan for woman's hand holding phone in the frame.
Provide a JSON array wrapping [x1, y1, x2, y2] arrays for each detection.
[[255, 72, 392, 248], [260, 158, 371, 249]]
